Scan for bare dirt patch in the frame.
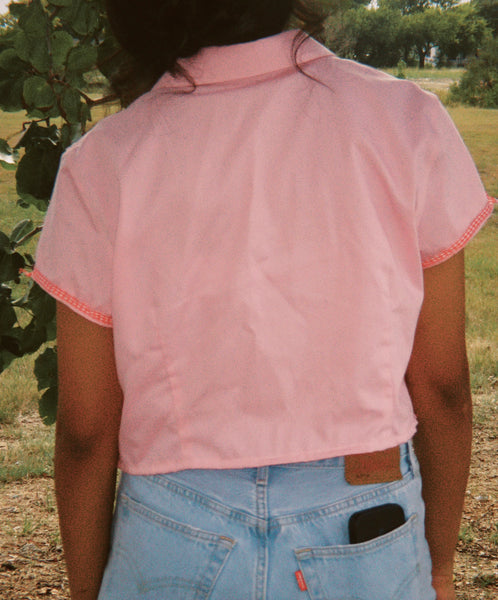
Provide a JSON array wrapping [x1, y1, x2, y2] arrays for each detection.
[[0, 394, 497, 599], [0, 477, 68, 599]]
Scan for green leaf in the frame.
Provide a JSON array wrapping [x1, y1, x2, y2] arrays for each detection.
[[23, 76, 55, 109], [36, 347, 59, 425], [10, 219, 34, 246], [48, 0, 73, 6], [13, 13, 51, 73], [96, 35, 122, 81], [11, 287, 31, 308], [61, 0, 100, 36], [18, 0, 47, 38], [24, 253, 35, 268], [15, 122, 60, 152], [0, 350, 16, 374], [46, 319, 56, 342], [0, 297, 17, 334], [18, 319, 48, 354], [81, 101, 91, 124], [28, 282, 56, 325], [50, 30, 74, 70], [30, 43, 51, 74], [14, 31, 31, 63], [62, 87, 82, 124], [15, 123, 62, 203], [0, 48, 27, 73], [1, 334, 23, 358], [35, 347, 57, 391], [0, 76, 25, 112], [0, 138, 18, 170], [0, 232, 10, 253], [0, 161, 18, 172], [0, 284, 12, 301], [9, 2, 29, 19], [16, 143, 62, 202], [17, 192, 50, 213], [0, 249, 25, 281], [39, 386, 58, 425], [66, 44, 98, 73]]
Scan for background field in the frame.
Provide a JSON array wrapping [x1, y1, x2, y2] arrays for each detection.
[[0, 88, 497, 598]]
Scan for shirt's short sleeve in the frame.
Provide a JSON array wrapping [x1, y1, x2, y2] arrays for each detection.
[[32, 133, 118, 327], [415, 94, 496, 269]]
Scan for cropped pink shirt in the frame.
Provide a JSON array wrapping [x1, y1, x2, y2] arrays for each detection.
[[33, 31, 495, 474]]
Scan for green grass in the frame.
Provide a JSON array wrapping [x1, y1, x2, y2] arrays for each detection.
[[0, 419, 54, 482], [0, 354, 39, 425], [465, 212, 498, 395], [458, 524, 476, 545], [448, 106, 498, 198], [382, 66, 464, 81]]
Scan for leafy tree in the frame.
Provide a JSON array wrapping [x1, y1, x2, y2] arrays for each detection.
[[327, 6, 405, 66], [328, 0, 490, 68], [403, 8, 442, 68], [473, 0, 498, 36], [379, 0, 458, 15], [449, 36, 498, 108], [437, 4, 490, 64], [0, 0, 120, 424]]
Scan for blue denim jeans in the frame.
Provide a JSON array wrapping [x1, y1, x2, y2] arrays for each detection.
[[98, 442, 436, 599]]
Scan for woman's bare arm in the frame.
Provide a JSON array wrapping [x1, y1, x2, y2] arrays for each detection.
[[55, 301, 123, 600], [406, 250, 472, 600]]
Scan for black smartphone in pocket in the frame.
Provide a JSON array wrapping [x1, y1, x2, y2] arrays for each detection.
[[348, 503, 406, 544]]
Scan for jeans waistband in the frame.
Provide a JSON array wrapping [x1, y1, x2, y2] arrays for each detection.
[[119, 442, 417, 524]]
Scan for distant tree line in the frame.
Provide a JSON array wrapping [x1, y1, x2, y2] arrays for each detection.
[[325, 0, 495, 69]]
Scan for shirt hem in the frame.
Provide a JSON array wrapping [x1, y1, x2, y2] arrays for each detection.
[[29, 268, 113, 328], [422, 194, 497, 269], [117, 426, 417, 475]]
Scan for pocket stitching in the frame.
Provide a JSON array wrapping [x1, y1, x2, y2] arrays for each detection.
[[294, 514, 420, 600], [121, 493, 236, 547], [112, 495, 236, 597], [277, 475, 415, 528], [295, 513, 418, 558]]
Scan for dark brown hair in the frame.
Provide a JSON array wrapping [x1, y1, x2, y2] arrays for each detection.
[[104, 0, 327, 105]]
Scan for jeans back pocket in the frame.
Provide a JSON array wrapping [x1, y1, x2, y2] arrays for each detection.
[[99, 494, 236, 600], [294, 514, 421, 600]]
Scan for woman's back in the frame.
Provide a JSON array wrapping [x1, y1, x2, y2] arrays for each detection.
[[34, 32, 491, 474]]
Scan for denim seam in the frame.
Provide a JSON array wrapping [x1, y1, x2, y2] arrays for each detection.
[[148, 475, 265, 528], [294, 514, 418, 557], [294, 516, 420, 600], [197, 541, 237, 600], [255, 467, 269, 600], [117, 496, 236, 596], [121, 493, 237, 547], [147, 465, 414, 532], [270, 471, 414, 529]]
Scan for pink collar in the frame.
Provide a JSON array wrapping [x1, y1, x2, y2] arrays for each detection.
[[153, 30, 331, 90]]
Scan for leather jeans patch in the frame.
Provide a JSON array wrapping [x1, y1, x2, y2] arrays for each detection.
[[345, 446, 402, 485]]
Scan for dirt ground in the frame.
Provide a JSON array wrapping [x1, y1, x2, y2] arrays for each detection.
[[0, 395, 497, 599]]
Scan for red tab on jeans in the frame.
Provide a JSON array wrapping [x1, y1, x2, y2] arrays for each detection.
[[295, 570, 308, 591]]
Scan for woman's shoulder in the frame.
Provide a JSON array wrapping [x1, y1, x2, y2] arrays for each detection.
[[323, 53, 438, 113], [309, 51, 447, 145]]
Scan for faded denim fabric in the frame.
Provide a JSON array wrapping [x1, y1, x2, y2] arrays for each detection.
[[98, 442, 435, 600]]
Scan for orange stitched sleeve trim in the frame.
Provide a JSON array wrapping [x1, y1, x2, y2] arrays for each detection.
[[422, 194, 497, 269], [29, 268, 113, 328]]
